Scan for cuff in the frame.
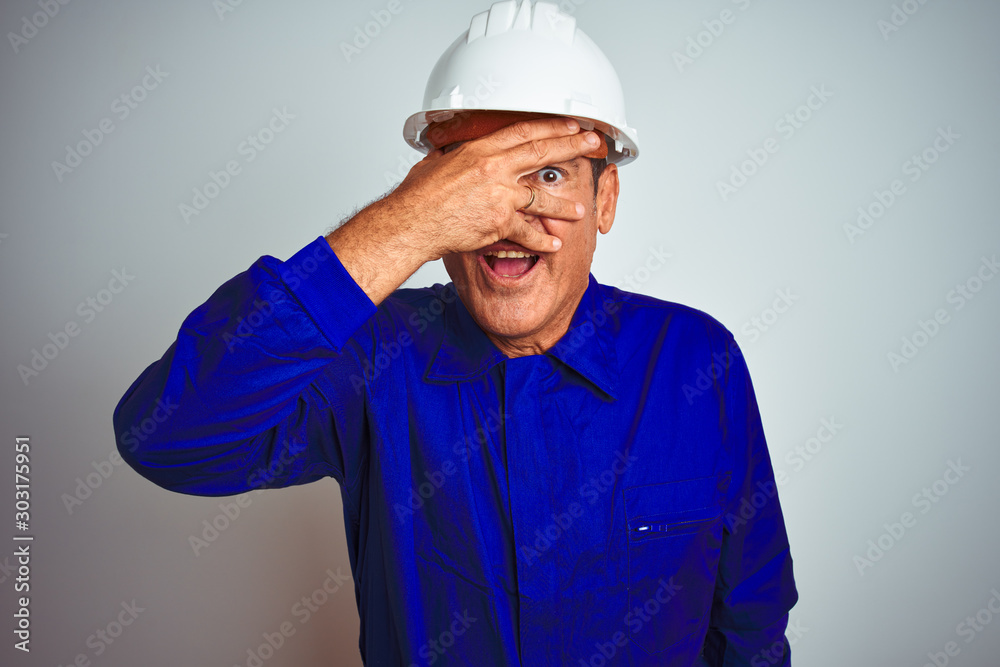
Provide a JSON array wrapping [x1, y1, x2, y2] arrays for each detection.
[[284, 236, 378, 351]]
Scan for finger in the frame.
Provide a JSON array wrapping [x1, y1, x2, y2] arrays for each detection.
[[484, 117, 581, 152], [505, 217, 563, 255], [520, 186, 587, 221], [506, 130, 602, 176]]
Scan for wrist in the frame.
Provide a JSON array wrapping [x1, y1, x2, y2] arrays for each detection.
[[325, 198, 431, 306], [375, 191, 441, 264]]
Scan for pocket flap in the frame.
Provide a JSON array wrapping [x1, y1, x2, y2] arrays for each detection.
[[622, 476, 725, 653], [624, 476, 723, 534]]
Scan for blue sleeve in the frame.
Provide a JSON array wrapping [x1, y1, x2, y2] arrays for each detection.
[[702, 339, 798, 665], [112, 237, 379, 496]]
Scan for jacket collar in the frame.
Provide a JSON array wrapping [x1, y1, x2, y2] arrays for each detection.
[[424, 273, 620, 400]]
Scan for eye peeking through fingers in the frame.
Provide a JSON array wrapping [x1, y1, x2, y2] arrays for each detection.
[[530, 167, 566, 186]]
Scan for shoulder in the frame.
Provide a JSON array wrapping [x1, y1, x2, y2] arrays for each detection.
[[382, 282, 458, 313], [370, 282, 459, 336], [595, 280, 737, 349], [595, 281, 753, 409]]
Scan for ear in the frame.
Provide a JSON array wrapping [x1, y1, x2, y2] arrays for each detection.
[[596, 162, 619, 235]]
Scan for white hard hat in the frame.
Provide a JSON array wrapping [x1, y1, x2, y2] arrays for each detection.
[[403, 0, 639, 165]]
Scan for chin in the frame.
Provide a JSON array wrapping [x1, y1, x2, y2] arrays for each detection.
[[467, 291, 546, 338], [445, 252, 558, 340]]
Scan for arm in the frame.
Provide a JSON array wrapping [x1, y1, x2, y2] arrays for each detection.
[[702, 341, 799, 665], [112, 237, 380, 495], [114, 118, 599, 495]]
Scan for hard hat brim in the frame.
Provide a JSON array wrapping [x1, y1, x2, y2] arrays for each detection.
[[404, 108, 639, 166]]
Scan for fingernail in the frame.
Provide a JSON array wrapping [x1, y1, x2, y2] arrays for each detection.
[[566, 119, 579, 132], [575, 202, 586, 216], [585, 132, 599, 146], [552, 237, 562, 250]]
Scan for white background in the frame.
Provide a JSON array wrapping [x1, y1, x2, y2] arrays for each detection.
[[1, 0, 999, 665]]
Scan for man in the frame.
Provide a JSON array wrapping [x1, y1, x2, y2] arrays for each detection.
[[114, 1, 797, 664]]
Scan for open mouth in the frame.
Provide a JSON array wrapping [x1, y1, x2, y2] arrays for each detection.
[[481, 250, 540, 279]]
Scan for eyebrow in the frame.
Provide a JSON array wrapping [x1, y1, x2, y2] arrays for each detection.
[[562, 161, 582, 173]]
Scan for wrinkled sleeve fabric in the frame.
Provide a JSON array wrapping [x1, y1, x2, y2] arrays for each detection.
[[112, 236, 378, 497], [702, 337, 798, 666]]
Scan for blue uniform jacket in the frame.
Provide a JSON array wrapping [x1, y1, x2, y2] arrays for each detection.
[[114, 236, 798, 666]]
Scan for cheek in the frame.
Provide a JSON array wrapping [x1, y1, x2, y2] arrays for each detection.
[[441, 255, 463, 278], [529, 170, 588, 200], [443, 254, 482, 280], [539, 180, 586, 198], [552, 215, 599, 267]]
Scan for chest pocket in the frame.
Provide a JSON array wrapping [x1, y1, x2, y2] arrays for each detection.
[[623, 476, 725, 654]]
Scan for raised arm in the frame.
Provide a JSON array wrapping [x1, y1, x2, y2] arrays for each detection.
[[114, 118, 600, 496], [112, 238, 380, 495]]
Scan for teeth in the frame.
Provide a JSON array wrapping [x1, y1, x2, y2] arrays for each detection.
[[485, 250, 537, 259], [483, 250, 540, 278]]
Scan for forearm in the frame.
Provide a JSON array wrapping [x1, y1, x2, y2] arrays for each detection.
[[325, 194, 434, 307]]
